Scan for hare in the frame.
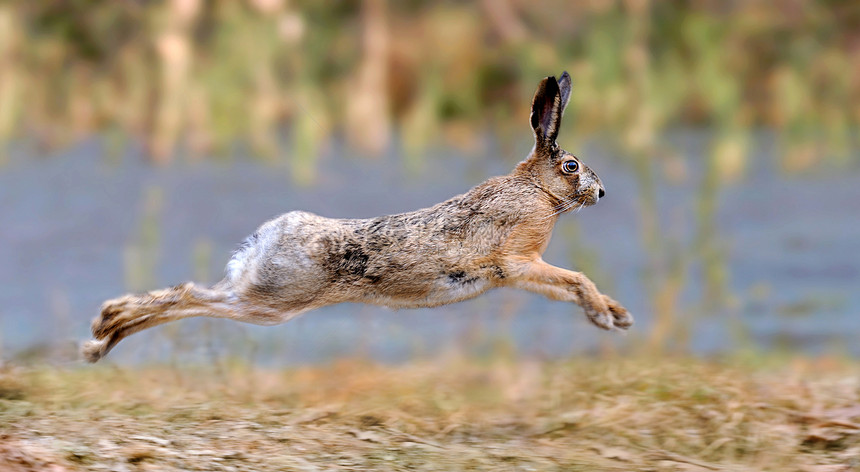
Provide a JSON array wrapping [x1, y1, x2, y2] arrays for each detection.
[[82, 71, 632, 363]]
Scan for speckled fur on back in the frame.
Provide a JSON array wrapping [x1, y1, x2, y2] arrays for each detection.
[[82, 71, 632, 363]]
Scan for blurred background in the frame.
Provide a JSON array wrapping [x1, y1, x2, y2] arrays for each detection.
[[0, 0, 858, 365]]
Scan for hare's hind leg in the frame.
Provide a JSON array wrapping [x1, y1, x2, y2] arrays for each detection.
[[510, 260, 633, 330], [82, 283, 237, 362], [83, 281, 294, 362]]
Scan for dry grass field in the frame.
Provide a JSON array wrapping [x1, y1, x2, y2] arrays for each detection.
[[1, 356, 859, 471]]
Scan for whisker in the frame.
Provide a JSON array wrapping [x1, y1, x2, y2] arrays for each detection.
[[541, 198, 580, 220], [549, 201, 575, 218], [551, 200, 572, 211]]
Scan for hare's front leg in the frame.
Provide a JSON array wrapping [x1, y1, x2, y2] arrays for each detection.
[[510, 259, 633, 330]]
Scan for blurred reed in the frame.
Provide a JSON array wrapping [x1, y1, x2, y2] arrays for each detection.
[[124, 185, 163, 293], [0, 0, 855, 177]]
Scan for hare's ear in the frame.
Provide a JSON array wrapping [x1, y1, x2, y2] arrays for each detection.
[[530, 71, 572, 146], [557, 71, 572, 113]]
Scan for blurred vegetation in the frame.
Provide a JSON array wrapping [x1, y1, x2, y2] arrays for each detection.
[[2, 356, 860, 470], [0, 0, 856, 172]]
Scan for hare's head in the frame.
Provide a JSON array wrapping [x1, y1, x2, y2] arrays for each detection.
[[526, 72, 604, 209]]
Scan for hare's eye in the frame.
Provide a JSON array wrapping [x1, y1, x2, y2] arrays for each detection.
[[562, 161, 579, 174]]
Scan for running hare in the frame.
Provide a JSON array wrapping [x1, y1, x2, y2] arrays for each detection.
[[83, 71, 632, 363]]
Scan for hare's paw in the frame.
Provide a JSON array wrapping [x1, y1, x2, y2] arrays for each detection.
[[583, 305, 615, 331], [81, 339, 109, 363], [583, 296, 633, 331], [605, 297, 633, 330]]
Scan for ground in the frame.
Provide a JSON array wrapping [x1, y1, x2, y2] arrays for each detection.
[[1, 356, 859, 471]]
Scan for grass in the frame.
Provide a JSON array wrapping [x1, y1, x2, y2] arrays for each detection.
[[1, 356, 859, 471]]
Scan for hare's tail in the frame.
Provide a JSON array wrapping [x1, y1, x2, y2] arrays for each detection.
[[82, 282, 236, 363]]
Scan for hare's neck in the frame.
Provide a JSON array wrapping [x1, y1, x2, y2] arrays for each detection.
[[524, 173, 567, 209], [513, 157, 565, 207]]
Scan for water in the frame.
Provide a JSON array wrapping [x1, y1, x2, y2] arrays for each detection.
[[1, 134, 858, 364]]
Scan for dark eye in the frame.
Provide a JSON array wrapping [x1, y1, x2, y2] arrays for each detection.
[[562, 160, 579, 173]]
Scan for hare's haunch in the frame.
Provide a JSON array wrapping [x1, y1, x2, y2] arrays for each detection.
[[83, 72, 632, 363]]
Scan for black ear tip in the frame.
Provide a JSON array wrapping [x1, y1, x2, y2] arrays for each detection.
[[544, 75, 560, 94]]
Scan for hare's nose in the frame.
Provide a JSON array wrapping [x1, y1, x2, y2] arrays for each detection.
[[598, 188, 605, 199]]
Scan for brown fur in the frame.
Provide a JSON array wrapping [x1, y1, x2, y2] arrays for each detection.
[[82, 72, 632, 363]]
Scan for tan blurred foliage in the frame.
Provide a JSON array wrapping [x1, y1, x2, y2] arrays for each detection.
[[0, 0, 856, 172]]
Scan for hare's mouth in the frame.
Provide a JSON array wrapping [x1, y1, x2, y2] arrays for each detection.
[[579, 191, 600, 207], [557, 195, 593, 214]]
